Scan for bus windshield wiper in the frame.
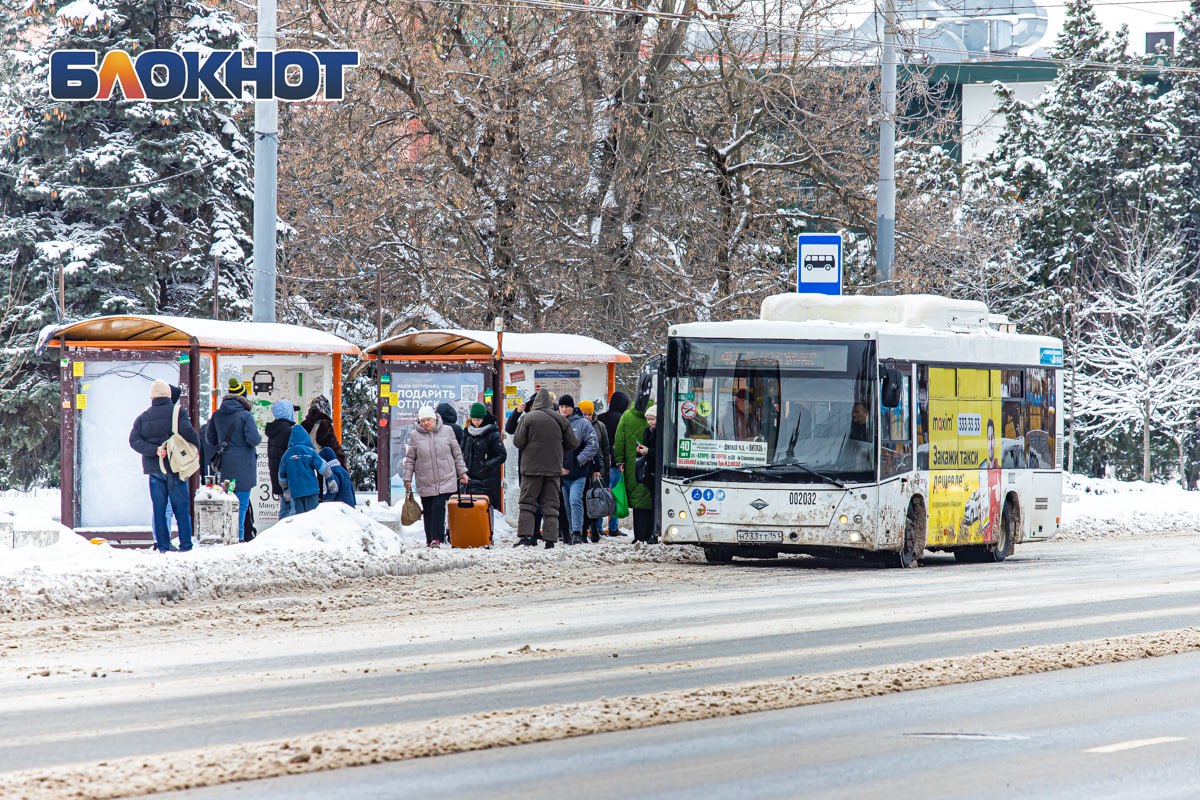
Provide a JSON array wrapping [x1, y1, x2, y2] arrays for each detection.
[[748, 460, 845, 488], [678, 460, 844, 488], [679, 466, 759, 485]]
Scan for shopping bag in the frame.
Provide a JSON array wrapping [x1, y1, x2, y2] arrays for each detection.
[[401, 490, 423, 526], [611, 477, 630, 519]]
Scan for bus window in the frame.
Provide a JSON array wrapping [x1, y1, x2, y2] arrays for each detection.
[[881, 366, 913, 478], [1025, 368, 1055, 468], [1001, 369, 1026, 468], [915, 366, 929, 470]]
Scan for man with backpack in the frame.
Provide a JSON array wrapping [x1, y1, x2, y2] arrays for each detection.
[[129, 379, 201, 552]]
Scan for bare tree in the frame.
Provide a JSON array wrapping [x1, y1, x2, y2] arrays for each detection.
[[1072, 205, 1200, 481]]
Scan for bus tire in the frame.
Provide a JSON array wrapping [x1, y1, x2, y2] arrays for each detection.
[[894, 498, 926, 569], [984, 498, 1019, 563], [704, 545, 735, 564]]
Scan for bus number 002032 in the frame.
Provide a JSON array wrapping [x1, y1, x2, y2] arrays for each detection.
[[789, 492, 817, 505]]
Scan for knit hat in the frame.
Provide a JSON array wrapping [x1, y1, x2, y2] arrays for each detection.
[[149, 379, 171, 399], [469, 402, 487, 420], [271, 399, 295, 422], [310, 395, 332, 417], [578, 400, 594, 415], [557, 394, 575, 409], [644, 403, 658, 420], [417, 405, 437, 421], [227, 377, 247, 396]]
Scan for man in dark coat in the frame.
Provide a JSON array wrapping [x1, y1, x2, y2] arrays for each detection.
[[205, 381, 262, 542], [513, 388, 578, 548], [462, 402, 507, 525], [129, 379, 200, 552], [597, 391, 630, 535], [265, 399, 296, 518], [436, 401, 466, 449], [301, 395, 347, 465]]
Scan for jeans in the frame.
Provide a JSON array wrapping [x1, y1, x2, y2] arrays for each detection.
[[562, 476, 586, 534], [607, 467, 622, 532], [234, 489, 251, 542], [294, 494, 319, 514], [149, 472, 192, 552], [277, 492, 295, 520]]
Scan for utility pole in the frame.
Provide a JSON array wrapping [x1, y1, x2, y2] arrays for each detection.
[[252, 0, 278, 322], [876, 0, 897, 293]]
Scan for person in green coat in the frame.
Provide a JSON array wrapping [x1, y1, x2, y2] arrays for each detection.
[[614, 402, 655, 542]]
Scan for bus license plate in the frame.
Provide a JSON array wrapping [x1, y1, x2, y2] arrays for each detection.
[[737, 529, 783, 544]]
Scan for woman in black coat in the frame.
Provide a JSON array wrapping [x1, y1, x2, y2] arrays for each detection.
[[300, 395, 346, 464], [462, 403, 507, 512]]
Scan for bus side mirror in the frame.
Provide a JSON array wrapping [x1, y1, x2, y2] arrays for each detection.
[[881, 367, 902, 408]]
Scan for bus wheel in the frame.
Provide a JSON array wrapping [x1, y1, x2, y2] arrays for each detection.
[[984, 499, 1018, 563], [704, 545, 735, 564], [894, 499, 926, 569]]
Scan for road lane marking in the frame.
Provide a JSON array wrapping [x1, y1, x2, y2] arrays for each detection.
[[1085, 737, 1185, 754], [4, 628, 1200, 798]]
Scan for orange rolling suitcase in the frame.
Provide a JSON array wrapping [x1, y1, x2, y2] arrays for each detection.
[[447, 485, 492, 548]]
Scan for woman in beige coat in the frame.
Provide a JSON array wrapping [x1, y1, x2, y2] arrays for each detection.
[[403, 405, 469, 547]]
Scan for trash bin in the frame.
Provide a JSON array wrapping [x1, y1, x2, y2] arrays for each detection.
[[194, 489, 239, 546]]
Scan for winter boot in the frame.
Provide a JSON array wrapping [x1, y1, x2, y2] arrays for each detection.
[[544, 539, 555, 549], [513, 536, 537, 547]]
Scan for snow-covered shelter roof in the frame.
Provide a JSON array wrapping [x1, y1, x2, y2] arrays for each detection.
[[42, 315, 360, 355], [363, 329, 631, 364]]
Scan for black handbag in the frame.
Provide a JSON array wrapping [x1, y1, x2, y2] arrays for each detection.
[[635, 454, 652, 487], [585, 477, 616, 519]]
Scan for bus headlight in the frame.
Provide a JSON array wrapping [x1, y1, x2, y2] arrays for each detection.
[[666, 525, 681, 541], [838, 514, 849, 525], [678, 510, 688, 520]]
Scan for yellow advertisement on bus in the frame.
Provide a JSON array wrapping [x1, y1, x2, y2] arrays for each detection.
[[927, 368, 1003, 547]]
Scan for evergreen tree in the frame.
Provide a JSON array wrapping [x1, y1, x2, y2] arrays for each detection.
[[0, 0, 254, 487]]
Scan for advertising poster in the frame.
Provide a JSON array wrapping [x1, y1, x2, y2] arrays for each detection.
[[388, 371, 486, 493], [926, 368, 1002, 547], [220, 365, 326, 531]]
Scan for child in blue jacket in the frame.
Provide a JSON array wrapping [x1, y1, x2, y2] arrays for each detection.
[[319, 446, 356, 507], [279, 426, 334, 514]]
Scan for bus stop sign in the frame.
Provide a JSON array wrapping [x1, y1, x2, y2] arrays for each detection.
[[796, 233, 843, 295]]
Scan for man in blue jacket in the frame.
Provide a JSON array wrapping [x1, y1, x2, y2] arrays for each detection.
[[129, 379, 200, 552], [557, 395, 598, 545]]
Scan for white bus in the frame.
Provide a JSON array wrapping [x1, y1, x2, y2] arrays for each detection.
[[653, 293, 1064, 567]]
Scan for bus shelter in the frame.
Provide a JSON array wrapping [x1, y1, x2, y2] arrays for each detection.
[[41, 315, 359, 545], [362, 330, 631, 520]]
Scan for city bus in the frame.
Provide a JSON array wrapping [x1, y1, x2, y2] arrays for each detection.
[[651, 292, 1064, 567]]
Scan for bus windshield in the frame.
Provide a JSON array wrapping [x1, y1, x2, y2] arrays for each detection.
[[664, 338, 877, 483]]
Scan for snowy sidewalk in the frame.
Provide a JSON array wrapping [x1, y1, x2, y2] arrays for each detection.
[[1, 475, 1197, 619]]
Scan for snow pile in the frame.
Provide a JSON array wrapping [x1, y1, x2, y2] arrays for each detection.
[[1057, 474, 1200, 540], [256, 502, 405, 556]]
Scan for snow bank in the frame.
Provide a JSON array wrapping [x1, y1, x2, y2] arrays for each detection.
[[0, 491, 693, 620], [1057, 474, 1200, 540]]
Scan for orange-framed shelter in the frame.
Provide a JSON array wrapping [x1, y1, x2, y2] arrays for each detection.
[[41, 315, 359, 545], [362, 329, 630, 508]]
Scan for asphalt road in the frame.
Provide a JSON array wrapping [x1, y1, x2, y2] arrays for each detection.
[[3, 536, 1200, 793], [159, 650, 1200, 800]]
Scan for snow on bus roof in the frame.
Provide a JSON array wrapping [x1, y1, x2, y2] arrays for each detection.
[[39, 315, 360, 355], [363, 329, 631, 363], [760, 293, 990, 330]]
